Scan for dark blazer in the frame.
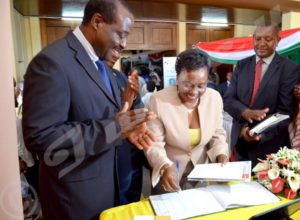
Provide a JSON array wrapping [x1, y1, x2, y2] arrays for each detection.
[[111, 68, 148, 205], [224, 54, 300, 166], [22, 32, 124, 220], [218, 81, 230, 98]]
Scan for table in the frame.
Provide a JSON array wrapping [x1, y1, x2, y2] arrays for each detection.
[[100, 195, 300, 220]]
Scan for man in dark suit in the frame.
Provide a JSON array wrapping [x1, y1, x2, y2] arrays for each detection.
[[105, 48, 148, 205], [224, 24, 300, 167], [218, 71, 232, 98], [22, 1, 156, 219]]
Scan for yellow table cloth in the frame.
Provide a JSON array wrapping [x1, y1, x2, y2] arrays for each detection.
[[100, 195, 300, 220]]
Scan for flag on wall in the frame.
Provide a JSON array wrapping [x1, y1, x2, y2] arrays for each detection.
[[196, 27, 300, 64]]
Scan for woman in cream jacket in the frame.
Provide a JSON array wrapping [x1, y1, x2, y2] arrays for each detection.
[[144, 49, 229, 193]]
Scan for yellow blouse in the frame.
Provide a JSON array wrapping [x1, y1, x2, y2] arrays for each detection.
[[189, 128, 201, 147]]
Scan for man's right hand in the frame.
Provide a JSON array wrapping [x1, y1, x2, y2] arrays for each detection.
[[241, 126, 261, 142], [241, 108, 269, 123]]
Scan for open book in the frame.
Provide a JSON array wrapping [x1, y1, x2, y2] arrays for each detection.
[[249, 113, 289, 136], [149, 181, 280, 220], [187, 161, 251, 182]]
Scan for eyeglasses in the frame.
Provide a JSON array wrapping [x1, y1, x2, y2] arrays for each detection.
[[181, 81, 207, 92]]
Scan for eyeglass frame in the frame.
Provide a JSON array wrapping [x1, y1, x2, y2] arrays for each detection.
[[180, 81, 208, 92]]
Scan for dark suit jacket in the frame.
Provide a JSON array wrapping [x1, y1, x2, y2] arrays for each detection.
[[111, 68, 148, 205], [224, 54, 300, 166], [22, 32, 124, 220], [218, 81, 229, 98]]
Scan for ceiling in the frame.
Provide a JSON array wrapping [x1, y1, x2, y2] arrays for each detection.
[[13, 0, 300, 25]]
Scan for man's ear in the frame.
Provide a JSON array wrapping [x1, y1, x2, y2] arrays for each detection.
[[91, 13, 104, 30]]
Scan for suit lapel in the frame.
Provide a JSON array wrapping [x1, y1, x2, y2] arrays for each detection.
[[107, 67, 122, 109], [253, 54, 280, 106], [245, 56, 257, 105], [66, 33, 119, 107]]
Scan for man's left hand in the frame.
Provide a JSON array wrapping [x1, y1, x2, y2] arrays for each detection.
[[121, 69, 139, 109], [127, 122, 156, 150]]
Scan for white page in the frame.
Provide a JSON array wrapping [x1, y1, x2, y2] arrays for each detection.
[[149, 188, 225, 220], [207, 181, 280, 209], [187, 161, 251, 182]]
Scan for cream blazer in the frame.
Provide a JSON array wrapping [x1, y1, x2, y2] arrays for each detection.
[[144, 85, 229, 186]]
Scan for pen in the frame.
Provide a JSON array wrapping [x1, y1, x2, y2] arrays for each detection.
[[176, 160, 180, 191]]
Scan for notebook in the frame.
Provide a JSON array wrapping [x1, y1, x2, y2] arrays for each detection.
[[187, 161, 251, 182], [248, 113, 289, 136], [149, 181, 280, 220]]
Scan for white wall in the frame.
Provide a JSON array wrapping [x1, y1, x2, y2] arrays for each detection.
[[12, 10, 41, 81], [0, 0, 23, 219], [282, 12, 300, 30], [234, 24, 256, 37]]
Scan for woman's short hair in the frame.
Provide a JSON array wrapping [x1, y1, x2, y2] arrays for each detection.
[[175, 48, 211, 76]]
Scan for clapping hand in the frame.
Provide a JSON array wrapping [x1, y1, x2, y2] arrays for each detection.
[[127, 122, 156, 150], [241, 108, 269, 123], [115, 102, 156, 149], [121, 69, 139, 109]]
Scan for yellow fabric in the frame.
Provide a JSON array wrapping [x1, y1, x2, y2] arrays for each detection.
[[100, 195, 300, 220], [189, 128, 201, 147]]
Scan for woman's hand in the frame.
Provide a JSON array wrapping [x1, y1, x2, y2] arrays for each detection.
[[161, 166, 180, 192], [216, 154, 228, 165]]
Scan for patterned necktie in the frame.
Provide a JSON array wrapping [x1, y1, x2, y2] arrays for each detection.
[[95, 59, 113, 95], [249, 59, 264, 107]]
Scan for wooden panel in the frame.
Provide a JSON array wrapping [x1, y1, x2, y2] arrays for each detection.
[[40, 19, 178, 51], [209, 27, 234, 41], [126, 21, 148, 50], [40, 18, 80, 48], [186, 24, 234, 49], [45, 26, 70, 46], [186, 24, 207, 49], [148, 22, 177, 50]]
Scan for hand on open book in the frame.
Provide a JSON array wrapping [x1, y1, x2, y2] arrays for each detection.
[[161, 166, 180, 192], [241, 108, 269, 123], [241, 126, 260, 142], [216, 154, 228, 166]]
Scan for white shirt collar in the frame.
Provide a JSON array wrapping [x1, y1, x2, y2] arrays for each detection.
[[73, 26, 99, 65], [256, 52, 275, 65]]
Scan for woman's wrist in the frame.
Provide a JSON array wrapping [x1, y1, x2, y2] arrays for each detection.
[[159, 164, 171, 177]]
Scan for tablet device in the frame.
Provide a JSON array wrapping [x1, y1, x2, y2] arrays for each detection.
[[249, 198, 300, 220]]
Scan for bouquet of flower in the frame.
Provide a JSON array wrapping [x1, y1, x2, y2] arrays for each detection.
[[252, 147, 300, 199]]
